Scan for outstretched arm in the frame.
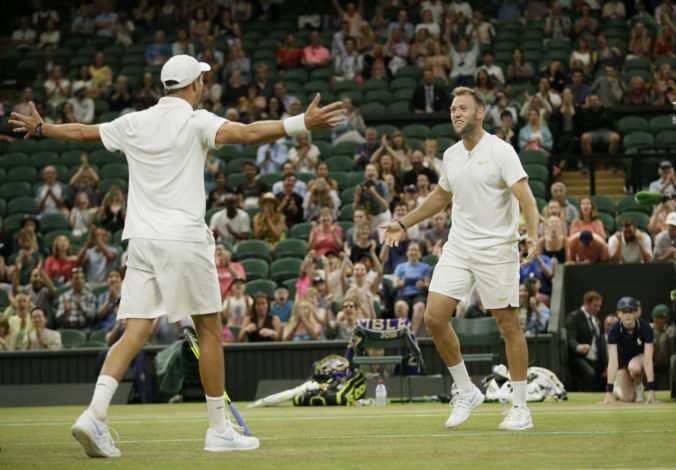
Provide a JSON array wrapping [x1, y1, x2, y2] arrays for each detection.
[[215, 94, 344, 146], [10, 102, 101, 142], [380, 185, 452, 247]]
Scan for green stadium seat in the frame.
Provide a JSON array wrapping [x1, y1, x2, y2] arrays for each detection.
[[430, 123, 455, 139], [523, 164, 549, 183], [597, 212, 615, 235], [75, 340, 107, 348], [296, 173, 314, 184], [341, 187, 356, 204], [36, 139, 66, 153], [402, 124, 429, 140], [283, 68, 308, 82], [362, 79, 388, 92], [624, 69, 652, 83], [304, 80, 330, 93], [332, 172, 351, 190], [100, 163, 128, 179], [259, 173, 281, 187], [617, 116, 649, 134], [622, 132, 654, 152], [29, 151, 59, 169], [337, 221, 353, 235], [60, 150, 87, 167], [615, 211, 650, 233], [246, 279, 277, 299], [655, 130, 676, 149], [407, 138, 424, 151], [90, 149, 122, 166], [99, 178, 127, 194], [393, 88, 414, 101], [7, 166, 38, 183], [215, 144, 243, 161], [375, 125, 398, 137], [40, 213, 71, 232], [335, 90, 363, 106], [0, 182, 32, 199], [240, 258, 270, 281], [332, 81, 359, 94], [0, 152, 29, 169], [227, 173, 245, 188], [59, 329, 88, 348], [436, 137, 455, 149], [98, 111, 119, 123], [0, 198, 5, 217], [617, 195, 652, 215], [270, 258, 303, 283], [389, 77, 417, 91], [528, 180, 546, 198], [364, 90, 393, 104], [89, 329, 108, 343], [359, 103, 387, 117], [290, 222, 313, 240], [7, 197, 38, 215], [332, 141, 359, 155], [310, 68, 333, 81], [234, 240, 271, 261], [274, 239, 308, 259], [326, 156, 354, 172], [244, 207, 260, 220], [3, 213, 25, 233], [394, 65, 422, 80], [387, 101, 411, 114], [520, 149, 548, 166], [226, 158, 255, 174], [350, 172, 365, 187], [590, 195, 616, 215], [339, 205, 354, 221], [649, 115, 673, 134], [624, 57, 651, 71]]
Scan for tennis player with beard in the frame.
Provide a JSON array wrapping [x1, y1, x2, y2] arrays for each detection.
[[10, 55, 345, 457], [380, 87, 540, 431]]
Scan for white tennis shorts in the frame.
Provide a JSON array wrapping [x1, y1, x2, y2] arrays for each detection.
[[428, 244, 519, 309], [118, 234, 222, 323]]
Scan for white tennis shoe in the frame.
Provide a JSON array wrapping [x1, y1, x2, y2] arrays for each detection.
[[204, 427, 260, 452], [499, 405, 534, 431], [445, 386, 485, 428], [71, 410, 121, 458]]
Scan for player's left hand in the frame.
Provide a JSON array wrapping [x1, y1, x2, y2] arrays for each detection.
[[645, 392, 656, 404], [520, 236, 537, 266], [9, 101, 44, 139], [303, 94, 346, 130]]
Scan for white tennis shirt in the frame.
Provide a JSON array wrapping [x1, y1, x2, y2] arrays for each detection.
[[100, 97, 226, 242], [438, 131, 527, 258]]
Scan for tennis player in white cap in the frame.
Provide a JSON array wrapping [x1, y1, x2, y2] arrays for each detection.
[[10, 55, 345, 457]]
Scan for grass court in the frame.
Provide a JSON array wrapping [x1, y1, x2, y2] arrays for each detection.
[[2, 393, 675, 470]]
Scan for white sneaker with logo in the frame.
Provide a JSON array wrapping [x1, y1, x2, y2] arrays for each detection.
[[499, 405, 534, 431], [445, 386, 485, 428], [71, 410, 121, 458], [204, 427, 260, 452]]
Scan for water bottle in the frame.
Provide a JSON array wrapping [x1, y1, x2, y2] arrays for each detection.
[[375, 378, 387, 406]]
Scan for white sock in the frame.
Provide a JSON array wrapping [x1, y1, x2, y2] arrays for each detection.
[[512, 380, 527, 407], [88, 375, 118, 421], [448, 361, 474, 394], [206, 395, 228, 433]]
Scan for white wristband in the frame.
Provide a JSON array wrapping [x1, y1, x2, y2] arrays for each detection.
[[283, 113, 307, 136]]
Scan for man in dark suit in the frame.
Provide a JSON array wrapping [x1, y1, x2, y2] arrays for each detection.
[[410, 68, 451, 113], [566, 290, 607, 391]]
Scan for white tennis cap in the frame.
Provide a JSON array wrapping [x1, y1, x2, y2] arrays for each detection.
[[160, 55, 211, 90]]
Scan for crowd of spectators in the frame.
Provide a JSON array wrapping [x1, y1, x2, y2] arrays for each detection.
[[0, 1, 674, 358]]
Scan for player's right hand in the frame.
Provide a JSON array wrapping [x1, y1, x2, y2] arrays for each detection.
[[379, 221, 405, 247]]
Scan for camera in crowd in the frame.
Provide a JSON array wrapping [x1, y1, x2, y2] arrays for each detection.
[[361, 180, 375, 189]]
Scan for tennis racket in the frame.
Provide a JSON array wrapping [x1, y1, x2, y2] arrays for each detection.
[[183, 327, 252, 436]]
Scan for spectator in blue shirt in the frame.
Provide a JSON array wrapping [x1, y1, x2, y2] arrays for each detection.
[[271, 286, 293, 325], [145, 30, 172, 66], [393, 241, 432, 336], [604, 296, 656, 404], [256, 141, 288, 174], [518, 239, 553, 296], [565, 70, 592, 107]]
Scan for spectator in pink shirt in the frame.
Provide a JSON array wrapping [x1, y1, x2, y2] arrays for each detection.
[[302, 30, 330, 70], [215, 242, 245, 301], [309, 207, 343, 257], [566, 230, 609, 265]]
